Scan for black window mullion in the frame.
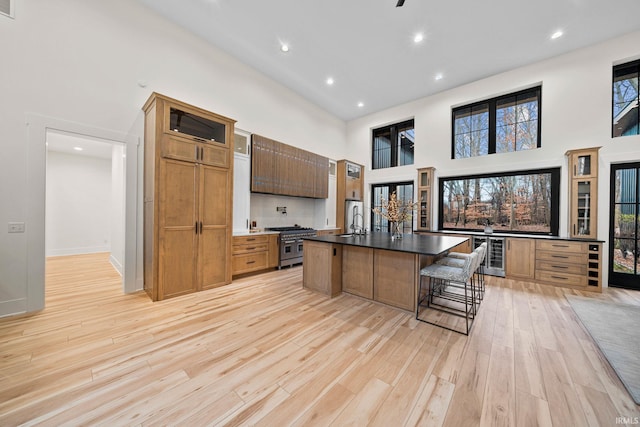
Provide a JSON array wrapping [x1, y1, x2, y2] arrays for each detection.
[[488, 99, 497, 154]]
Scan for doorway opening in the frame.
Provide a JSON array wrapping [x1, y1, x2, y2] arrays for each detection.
[[609, 161, 640, 290], [45, 129, 126, 288]]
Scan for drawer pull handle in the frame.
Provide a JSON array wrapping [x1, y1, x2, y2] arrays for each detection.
[[552, 255, 569, 259], [246, 247, 256, 250], [551, 275, 568, 280], [552, 265, 569, 269], [246, 238, 256, 242], [552, 244, 570, 248], [246, 261, 256, 265]]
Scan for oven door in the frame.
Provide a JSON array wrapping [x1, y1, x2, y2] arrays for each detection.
[[281, 238, 297, 261], [296, 239, 304, 258]]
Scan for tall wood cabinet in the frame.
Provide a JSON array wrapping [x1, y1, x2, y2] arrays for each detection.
[[566, 147, 600, 239], [336, 160, 364, 232], [416, 167, 435, 231], [143, 93, 235, 301]]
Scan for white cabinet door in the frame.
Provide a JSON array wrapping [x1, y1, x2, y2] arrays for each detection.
[[325, 168, 337, 228], [233, 130, 251, 233]]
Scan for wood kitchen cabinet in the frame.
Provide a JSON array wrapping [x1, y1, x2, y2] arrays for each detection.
[[336, 160, 364, 232], [251, 134, 328, 198], [342, 246, 373, 299], [143, 93, 235, 301], [303, 240, 342, 297], [374, 250, 416, 311], [505, 238, 535, 280], [416, 167, 434, 231], [566, 147, 600, 239]]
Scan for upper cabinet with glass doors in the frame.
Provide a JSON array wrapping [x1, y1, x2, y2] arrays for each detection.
[[416, 167, 435, 231], [566, 147, 600, 239]]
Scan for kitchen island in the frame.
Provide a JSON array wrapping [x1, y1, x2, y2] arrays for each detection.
[[303, 232, 469, 312]]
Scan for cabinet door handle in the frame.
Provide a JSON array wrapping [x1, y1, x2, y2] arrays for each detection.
[[195, 146, 199, 161], [246, 247, 256, 250], [552, 244, 569, 248], [246, 238, 256, 242], [246, 260, 256, 265], [552, 255, 569, 259], [195, 221, 198, 234], [200, 222, 203, 234], [200, 147, 204, 161], [552, 265, 569, 269]]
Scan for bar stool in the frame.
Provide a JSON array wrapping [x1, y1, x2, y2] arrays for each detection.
[[416, 251, 478, 335], [436, 242, 487, 302]]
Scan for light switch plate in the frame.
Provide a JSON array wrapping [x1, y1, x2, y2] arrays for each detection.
[[8, 222, 25, 233]]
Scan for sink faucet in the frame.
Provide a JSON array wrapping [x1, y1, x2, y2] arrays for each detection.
[[350, 205, 365, 235]]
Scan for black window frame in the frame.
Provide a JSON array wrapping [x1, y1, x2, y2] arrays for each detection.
[[451, 86, 542, 159], [438, 167, 560, 236], [371, 181, 415, 233], [612, 59, 640, 138], [372, 119, 415, 170]]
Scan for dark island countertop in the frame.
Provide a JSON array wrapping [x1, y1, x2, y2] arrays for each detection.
[[305, 232, 469, 256]]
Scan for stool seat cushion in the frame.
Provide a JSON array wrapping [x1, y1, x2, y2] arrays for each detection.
[[420, 251, 477, 282]]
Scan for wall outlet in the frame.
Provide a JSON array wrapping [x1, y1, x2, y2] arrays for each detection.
[[8, 222, 25, 233]]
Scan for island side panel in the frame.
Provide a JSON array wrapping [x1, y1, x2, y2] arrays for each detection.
[[342, 245, 374, 299], [303, 240, 342, 296], [373, 249, 417, 311]]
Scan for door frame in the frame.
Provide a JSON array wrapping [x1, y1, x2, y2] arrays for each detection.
[[609, 161, 640, 290], [26, 114, 140, 312]]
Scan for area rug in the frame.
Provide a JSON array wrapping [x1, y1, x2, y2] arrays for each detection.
[[565, 295, 640, 404]]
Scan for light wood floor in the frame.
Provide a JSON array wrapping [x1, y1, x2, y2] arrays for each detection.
[[1, 253, 639, 426]]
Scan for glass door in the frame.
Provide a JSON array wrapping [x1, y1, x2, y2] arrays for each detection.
[[610, 162, 640, 290], [371, 182, 414, 233]]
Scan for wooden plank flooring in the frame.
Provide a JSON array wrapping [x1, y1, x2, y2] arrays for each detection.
[[0, 252, 639, 426]]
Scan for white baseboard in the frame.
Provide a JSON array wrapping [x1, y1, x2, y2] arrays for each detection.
[[46, 246, 110, 257], [109, 254, 123, 277]]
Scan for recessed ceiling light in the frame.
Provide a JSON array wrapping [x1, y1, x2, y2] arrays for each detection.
[[326, 77, 334, 86], [357, 102, 364, 108], [414, 33, 424, 43], [435, 73, 443, 81], [280, 43, 289, 53], [73, 147, 83, 151], [551, 30, 563, 40]]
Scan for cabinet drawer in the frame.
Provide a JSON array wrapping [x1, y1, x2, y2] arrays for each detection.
[[536, 270, 586, 287], [232, 243, 268, 255], [161, 137, 197, 162], [536, 260, 586, 275], [536, 250, 586, 264], [232, 252, 268, 274], [201, 144, 229, 168], [233, 235, 269, 245], [536, 240, 587, 253]]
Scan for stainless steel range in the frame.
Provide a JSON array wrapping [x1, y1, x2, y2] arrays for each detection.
[[266, 226, 317, 269]]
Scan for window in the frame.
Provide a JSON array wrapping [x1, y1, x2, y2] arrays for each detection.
[[439, 168, 560, 235], [372, 119, 414, 169], [371, 182, 414, 233], [613, 60, 640, 137], [452, 86, 541, 159]]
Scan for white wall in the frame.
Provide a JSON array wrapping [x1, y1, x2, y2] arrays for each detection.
[[0, 0, 347, 317], [110, 144, 126, 275], [346, 31, 640, 288], [45, 151, 112, 257]]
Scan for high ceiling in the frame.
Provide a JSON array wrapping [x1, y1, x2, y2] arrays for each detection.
[[137, 0, 640, 121]]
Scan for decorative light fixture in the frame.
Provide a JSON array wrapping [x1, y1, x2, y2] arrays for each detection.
[[551, 30, 563, 40]]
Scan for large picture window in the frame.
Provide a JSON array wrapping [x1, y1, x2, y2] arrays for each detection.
[[613, 60, 640, 137], [452, 86, 541, 159], [439, 168, 560, 235], [372, 119, 414, 169]]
